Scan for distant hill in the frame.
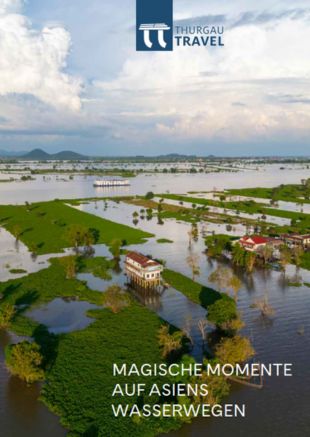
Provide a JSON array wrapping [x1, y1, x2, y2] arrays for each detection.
[[0, 149, 26, 157], [20, 149, 89, 161]]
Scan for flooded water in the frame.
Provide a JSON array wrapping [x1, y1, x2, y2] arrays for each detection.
[[0, 164, 309, 204], [155, 196, 291, 227], [0, 330, 66, 437], [78, 200, 310, 437], [25, 298, 98, 334], [0, 227, 73, 282], [0, 166, 310, 436]]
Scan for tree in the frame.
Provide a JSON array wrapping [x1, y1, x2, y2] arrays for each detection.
[[0, 304, 15, 329], [292, 245, 304, 268], [191, 223, 199, 242], [215, 336, 255, 365], [158, 325, 183, 359], [60, 256, 77, 279], [208, 266, 231, 292], [207, 297, 237, 329], [110, 239, 122, 260], [89, 228, 100, 244], [206, 235, 232, 258], [145, 192, 154, 200], [260, 244, 274, 265], [11, 224, 22, 242], [232, 243, 246, 267], [5, 341, 44, 384], [186, 253, 200, 281], [245, 251, 256, 273], [103, 285, 129, 313], [66, 225, 94, 250], [229, 275, 242, 302], [253, 296, 275, 317], [279, 244, 292, 273]]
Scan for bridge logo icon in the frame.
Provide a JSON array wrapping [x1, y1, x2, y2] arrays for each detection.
[[136, 0, 173, 51], [139, 23, 171, 49]]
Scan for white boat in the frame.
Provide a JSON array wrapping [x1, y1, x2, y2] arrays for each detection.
[[93, 178, 130, 187]]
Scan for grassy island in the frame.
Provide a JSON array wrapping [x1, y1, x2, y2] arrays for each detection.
[[0, 200, 152, 254]]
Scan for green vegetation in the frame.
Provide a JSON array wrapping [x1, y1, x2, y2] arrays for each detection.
[[0, 303, 15, 329], [0, 200, 152, 254], [207, 298, 238, 328], [0, 260, 183, 435], [157, 238, 174, 244], [9, 268, 27, 274], [301, 252, 310, 270], [163, 269, 236, 315], [215, 336, 255, 365], [77, 256, 114, 280], [228, 181, 310, 204], [162, 269, 222, 307], [5, 341, 44, 384], [41, 304, 182, 436], [205, 234, 233, 257], [0, 259, 102, 336], [102, 284, 130, 313]]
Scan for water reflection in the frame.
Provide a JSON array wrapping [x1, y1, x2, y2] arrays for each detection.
[[25, 298, 98, 334]]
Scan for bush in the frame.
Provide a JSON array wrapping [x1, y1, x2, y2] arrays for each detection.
[[5, 341, 44, 384]]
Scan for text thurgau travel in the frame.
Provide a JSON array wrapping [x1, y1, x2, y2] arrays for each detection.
[[174, 35, 224, 46]]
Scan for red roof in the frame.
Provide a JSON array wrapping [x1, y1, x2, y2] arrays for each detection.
[[126, 252, 160, 268], [240, 235, 269, 245]]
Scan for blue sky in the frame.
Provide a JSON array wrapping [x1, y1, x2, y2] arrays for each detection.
[[0, 0, 309, 156]]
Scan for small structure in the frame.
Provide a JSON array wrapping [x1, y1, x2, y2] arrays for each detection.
[[239, 235, 269, 252], [93, 178, 130, 187], [281, 234, 310, 249], [125, 252, 163, 288]]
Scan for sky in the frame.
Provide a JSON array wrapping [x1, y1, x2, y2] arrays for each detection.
[[0, 0, 309, 156]]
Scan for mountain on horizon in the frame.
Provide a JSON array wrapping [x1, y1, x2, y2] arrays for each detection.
[[20, 148, 89, 161]]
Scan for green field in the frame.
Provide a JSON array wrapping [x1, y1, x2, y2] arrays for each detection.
[[162, 269, 232, 309], [160, 194, 310, 232], [41, 304, 181, 437], [0, 260, 181, 436], [0, 201, 152, 254], [228, 184, 310, 204]]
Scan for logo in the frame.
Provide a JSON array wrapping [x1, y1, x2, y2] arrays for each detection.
[[136, 0, 173, 51]]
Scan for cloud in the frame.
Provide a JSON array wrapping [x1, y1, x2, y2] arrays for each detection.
[[0, 0, 82, 111], [231, 8, 310, 28], [94, 10, 310, 146]]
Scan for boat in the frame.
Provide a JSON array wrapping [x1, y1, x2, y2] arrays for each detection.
[[93, 178, 130, 187]]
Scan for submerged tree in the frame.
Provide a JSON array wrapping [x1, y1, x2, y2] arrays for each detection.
[[186, 252, 200, 281], [110, 239, 122, 260], [158, 325, 183, 359], [245, 251, 256, 273], [253, 296, 275, 317], [279, 244, 292, 273], [103, 285, 130, 314], [5, 341, 44, 384], [229, 275, 242, 302], [0, 304, 15, 329], [215, 335, 255, 366]]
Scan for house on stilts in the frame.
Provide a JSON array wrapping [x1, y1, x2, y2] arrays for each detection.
[[125, 252, 163, 289]]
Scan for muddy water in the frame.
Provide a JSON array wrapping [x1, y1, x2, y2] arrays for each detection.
[[0, 331, 66, 437]]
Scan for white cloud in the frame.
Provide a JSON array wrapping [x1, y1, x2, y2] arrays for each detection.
[[95, 10, 310, 144], [0, 0, 82, 111]]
